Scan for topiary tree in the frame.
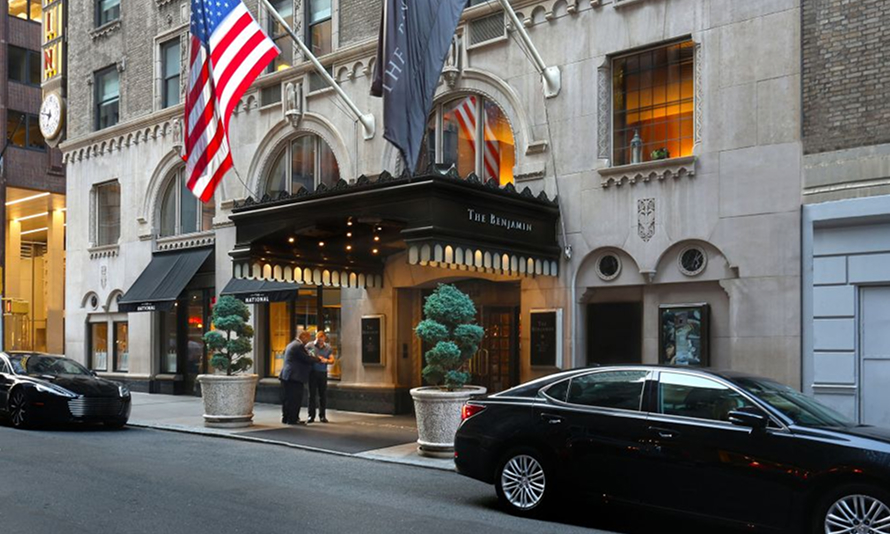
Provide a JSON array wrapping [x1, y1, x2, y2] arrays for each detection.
[[203, 296, 255, 376], [415, 284, 485, 390]]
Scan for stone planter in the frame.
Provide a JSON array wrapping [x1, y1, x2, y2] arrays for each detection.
[[197, 374, 259, 428], [410, 385, 487, 457]]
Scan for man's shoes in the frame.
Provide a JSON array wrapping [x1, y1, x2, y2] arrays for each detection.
[[307, 417, 315, 424], [287, 419, 306, 426], [320, 417, 329, 423], [281, 416, 288, 424]]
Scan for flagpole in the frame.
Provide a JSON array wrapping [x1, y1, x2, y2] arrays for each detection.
[[260, 0, 376, 139], [495, 0, 560, 98]]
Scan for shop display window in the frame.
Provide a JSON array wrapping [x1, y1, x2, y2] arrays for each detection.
[[114, 322, 129, 372], [91, 323, 109, 371]]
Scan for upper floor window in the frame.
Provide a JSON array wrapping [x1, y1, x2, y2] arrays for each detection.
[[96, 0, 120, 26], [307, 0, 332, 57], [95, 66, 120, 131], [8, 46, 41, 86], [158, 167, 215, 237], [418, 95, 515, 184], [95, 181, 121, 246], [6, 111, 45, 151], [9, 0, 41, 21], [613, 40, 694, 166], [264, 134, 340, 197], [267, 0, 294, 73], [161, 39, 181, 108]]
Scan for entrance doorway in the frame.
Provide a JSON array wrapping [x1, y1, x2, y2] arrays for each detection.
[[416, 280, 520, 394], [861, 286, 890, 426], [587, 302, 642, 365], [159, 288, 215, 395]]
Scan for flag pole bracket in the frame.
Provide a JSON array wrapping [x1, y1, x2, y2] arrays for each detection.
[[542, 66, 561, 99]]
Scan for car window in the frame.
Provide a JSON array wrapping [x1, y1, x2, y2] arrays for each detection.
[[734, 377, 853, 428], [659, 372, 755, 422], [566, 371, 648, 411], [543, 379, 569, 402], [0, 359, 9, 374], [9, 355, 92, 377]]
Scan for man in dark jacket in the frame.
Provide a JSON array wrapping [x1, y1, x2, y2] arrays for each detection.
[[279, 331, 319, 425]]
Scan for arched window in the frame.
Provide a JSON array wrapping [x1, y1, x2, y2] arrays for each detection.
[[264, 134, 341, 197], [158, 167, 215, 237], [418, 95, 515, 185]]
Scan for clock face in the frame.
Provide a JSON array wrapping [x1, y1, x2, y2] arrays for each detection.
[[40, 93, 64, 140]]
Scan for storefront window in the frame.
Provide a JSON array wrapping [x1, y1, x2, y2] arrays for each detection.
[[186, 291, 206, 378], [91, 323, 109, 371], [158, 168, 215, 237], [161, 309, 178, 373], [268, 301, 291, 377], [263, 134, 340, 197], [423, 95, 515, 184], [114, 322, 129, 372]]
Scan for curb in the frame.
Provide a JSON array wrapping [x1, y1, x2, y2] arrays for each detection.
[[127, 421, 457, 473]]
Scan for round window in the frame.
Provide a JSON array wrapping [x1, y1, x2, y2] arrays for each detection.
[[679, 246, 707, 276], [596, 254, 621, 281], [90, 295, 99, 309]]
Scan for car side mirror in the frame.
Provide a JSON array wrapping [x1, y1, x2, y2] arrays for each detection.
[[728, 409, 769, 430]]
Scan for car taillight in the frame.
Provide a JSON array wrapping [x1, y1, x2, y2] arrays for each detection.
[[461, 403, 485, 421]]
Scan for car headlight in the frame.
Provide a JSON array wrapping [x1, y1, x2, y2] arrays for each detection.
[[118, 385, 130, 397], [34, 383, 78, 398]]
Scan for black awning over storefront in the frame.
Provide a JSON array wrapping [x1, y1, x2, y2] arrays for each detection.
[[220, 278, 301, 304], [228, 170, 562, 288], [119, 247, 213, 312]]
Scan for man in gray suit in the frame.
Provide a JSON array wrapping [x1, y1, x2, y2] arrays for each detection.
[[279, 330, 319, 425]]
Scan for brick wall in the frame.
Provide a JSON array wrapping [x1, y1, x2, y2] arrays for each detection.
[[340, 0, 380, 47], [802, 0, 890, 154]]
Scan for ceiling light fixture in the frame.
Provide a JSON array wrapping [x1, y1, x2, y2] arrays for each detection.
[[372, 248, 379, 254], [318, 241, 325, 247], [346, 245, 352, 251], [15, 211, 48, 223], [20, 227, 48, 236], [288, 237, 295, 243], [346, 232, 352, 238], [6, 192, 50, 206], [373, 236, 380, 242]]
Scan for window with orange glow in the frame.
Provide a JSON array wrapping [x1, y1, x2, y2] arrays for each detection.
[[419, 95, 515, 185], [612, 41, 695, 166]]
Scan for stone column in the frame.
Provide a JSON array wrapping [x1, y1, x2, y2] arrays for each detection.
[[46, 209, 65, 353]]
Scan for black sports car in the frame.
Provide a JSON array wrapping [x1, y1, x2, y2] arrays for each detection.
[[454, 366, 890, 534], [0, 352, 131, 429]]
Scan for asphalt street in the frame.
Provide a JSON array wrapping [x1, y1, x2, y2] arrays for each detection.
[[0, 424, 741, 534]]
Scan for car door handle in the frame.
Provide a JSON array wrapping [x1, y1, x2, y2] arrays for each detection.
[[649, 426, 680, 439], [540, 413, 564, 425]]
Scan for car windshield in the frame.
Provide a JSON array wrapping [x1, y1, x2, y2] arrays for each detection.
[[735, 377, 854, 428], [9, 354, 92, 377]]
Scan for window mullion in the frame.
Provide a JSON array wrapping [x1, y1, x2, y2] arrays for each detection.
[[475, 97, 484, 177]]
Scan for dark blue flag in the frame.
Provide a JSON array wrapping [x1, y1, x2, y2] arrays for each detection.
[[371, 0, 466, 175]]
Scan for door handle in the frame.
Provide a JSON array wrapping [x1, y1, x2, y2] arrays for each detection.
[[649, 426, 680, 439], [541, 413, 564, 425]]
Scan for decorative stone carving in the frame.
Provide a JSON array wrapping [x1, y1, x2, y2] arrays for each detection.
[[442, 33, 465, 89], [156, 233, 216, 252], [598, 155, 697, 188], [596, 62, 611, 161], [284, 82, 303, 128], [637, 198, 655, 242], [88, 245, 120, 260], [172, 118, 184, 155], [89, 19, 121, 40]]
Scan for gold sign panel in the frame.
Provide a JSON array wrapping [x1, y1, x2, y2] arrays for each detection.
[[42, 0, 64, 83]]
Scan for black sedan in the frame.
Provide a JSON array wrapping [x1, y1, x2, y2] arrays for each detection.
[[455, 366, 890, 534], [0, 352, 131, 429]]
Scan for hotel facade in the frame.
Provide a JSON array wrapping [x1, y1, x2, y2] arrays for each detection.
[[63, 0, 803, 413]]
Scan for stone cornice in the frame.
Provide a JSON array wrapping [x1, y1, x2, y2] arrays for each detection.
[[598, 156, 697, 188], [156, 232, 216, 252], [89, 19, 121, 40], [60, 106, 182, 162]]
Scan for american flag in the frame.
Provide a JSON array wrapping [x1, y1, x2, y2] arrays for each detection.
[[185, 0, 279, 202], [452, 95, 501, 183]]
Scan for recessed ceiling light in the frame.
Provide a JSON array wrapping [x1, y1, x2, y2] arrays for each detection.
[[20, 227, 48, 235], [346, 245, 352, 251], [347, 220, 353, 226], [372, 249, 379, 254], [346, 232, 352, 238], [318, 241, 325, 247], [288, 237, 295, 243], [373, 236, 380, 242], [6, 192, 50, 206], [15, 211, 48, 222]]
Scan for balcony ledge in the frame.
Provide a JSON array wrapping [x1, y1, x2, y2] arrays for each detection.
[[598, 156, 697, 188]]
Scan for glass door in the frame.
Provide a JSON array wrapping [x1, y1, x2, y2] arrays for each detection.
[[183, 290, 209, 395], [472, 306, 519, 393]]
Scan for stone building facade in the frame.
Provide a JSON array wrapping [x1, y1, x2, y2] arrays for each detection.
[[801, 0, 890, 425], [63, 0, 803, 412]]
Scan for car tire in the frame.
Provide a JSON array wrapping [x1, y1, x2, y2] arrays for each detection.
[[8, 388, 32, 429], [813, 483, 890, 534], [495, 447, 554, 517]]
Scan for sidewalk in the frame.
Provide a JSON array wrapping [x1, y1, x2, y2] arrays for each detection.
[[128, 392, 455, 471]]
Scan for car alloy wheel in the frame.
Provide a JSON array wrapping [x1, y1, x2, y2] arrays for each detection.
[[500, 454, 546, 511], [9, 390, 28, 429], [825, 494, 890, 534]]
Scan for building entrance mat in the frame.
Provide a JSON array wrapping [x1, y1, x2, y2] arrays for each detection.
[[238, 420, 418, 454]]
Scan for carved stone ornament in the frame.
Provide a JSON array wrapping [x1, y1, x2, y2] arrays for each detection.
[[596, 62, 611, 161], [100, 266, 108, 289], [172, 118, 184, 155], [637, 198, 655, 242], [284, 82, 303, 128], [442, 34, 464, 89]]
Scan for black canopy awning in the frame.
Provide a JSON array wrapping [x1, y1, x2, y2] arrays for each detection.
[[118, 247, 213, 313], [228, 171, 562, 288], [220, 278, 300, 304]]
